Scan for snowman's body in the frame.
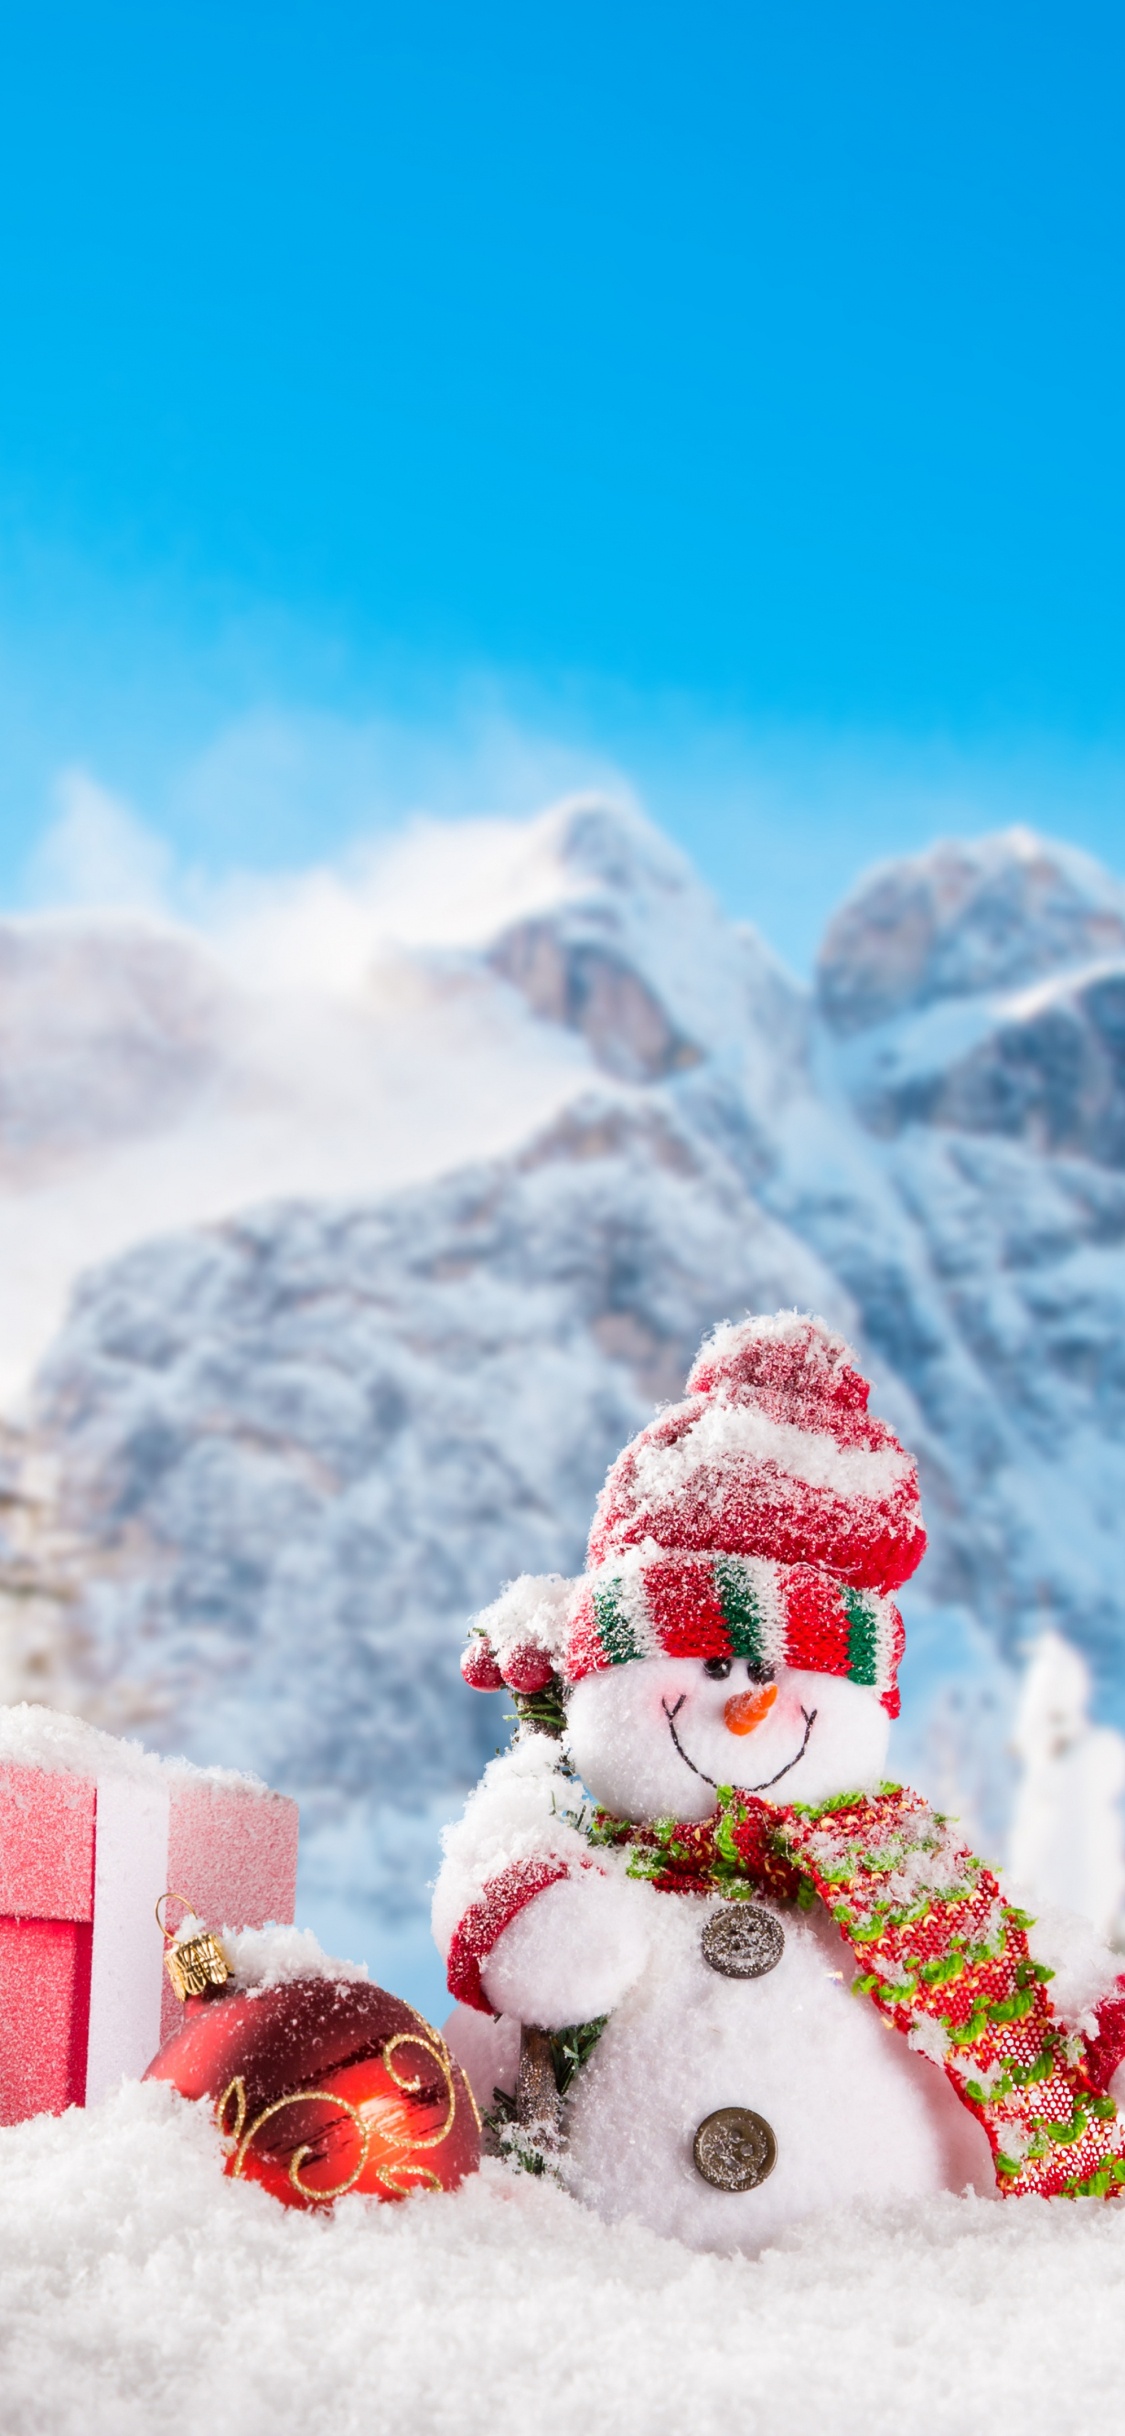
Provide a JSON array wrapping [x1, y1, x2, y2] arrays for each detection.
[[560, 1874, 992, 2249], [435, 1658, 1000, 2252]]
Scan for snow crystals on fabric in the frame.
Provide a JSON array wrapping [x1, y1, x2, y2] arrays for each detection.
[[460, 1313, 920, 1708], [685, 1309, 875, 1428], [432, 1732, 597, 1991], [623, 1398, 911, 1513], [586, 1311, 926, 1593], [561, 1551, 901, 1706]]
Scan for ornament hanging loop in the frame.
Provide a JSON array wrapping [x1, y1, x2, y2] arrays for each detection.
[[156, 1889, 232, 2003], [155, 1890, 196, 1939]]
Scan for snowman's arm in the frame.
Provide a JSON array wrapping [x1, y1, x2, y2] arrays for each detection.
[[442, 1852, 572, 2013], [459, 1866, 648, 2028], [432, 1732, 648, 2025]]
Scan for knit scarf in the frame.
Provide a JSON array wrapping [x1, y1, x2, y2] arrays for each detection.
[[590, 1782, 1125, 2200]]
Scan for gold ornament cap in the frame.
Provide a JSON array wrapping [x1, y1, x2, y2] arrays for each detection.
[[156, 1891, 232, 2003]]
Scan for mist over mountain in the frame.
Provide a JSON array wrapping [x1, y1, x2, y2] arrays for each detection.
[[6, 802, 1125, 1989]]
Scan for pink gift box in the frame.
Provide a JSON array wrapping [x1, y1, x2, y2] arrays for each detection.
[[0, 1713, 298, 2124]]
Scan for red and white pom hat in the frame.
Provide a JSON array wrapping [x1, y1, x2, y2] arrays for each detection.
[[461, 1311, 926, 1719]]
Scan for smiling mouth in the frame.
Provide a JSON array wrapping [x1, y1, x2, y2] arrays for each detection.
[[662, 1696, 818, 1793]]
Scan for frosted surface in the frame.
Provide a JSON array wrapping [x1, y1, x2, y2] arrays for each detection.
[[0, 1701, 265, 1791], [218, 1919, 370, 1988], [2, 2081, 1125, 2436]]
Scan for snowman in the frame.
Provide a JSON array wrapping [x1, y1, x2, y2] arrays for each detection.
[[435, 1313, 1125, 2252]]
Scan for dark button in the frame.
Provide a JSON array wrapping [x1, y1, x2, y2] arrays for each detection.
[[693, 2106, 777, 2191], [701, 1904, 785, 1979]]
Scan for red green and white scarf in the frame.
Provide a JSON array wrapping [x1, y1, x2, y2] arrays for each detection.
[[591, 1782, 1125, 2200]]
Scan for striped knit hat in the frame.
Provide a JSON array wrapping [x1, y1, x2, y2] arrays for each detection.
[[461, 1312, 925, 1719]]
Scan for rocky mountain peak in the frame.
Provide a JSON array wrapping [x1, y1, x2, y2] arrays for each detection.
[[819, 832, 1125, 1165], [528, 795, 699, 903], [817, 828, 1125, 1038], [483, 795, 803, 1088]]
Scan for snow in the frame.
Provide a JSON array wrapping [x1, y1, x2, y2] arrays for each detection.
[[817, 824, 1125, 1032], [3, 2079, 1125, 2436], [477, 1869, 648, 2027], [1006, 1893, 1124, 2037], [623, 1386, 913, 1505], [0, 1700, 265, 1792], [469, 1572, 575, 1670], [836, 951, 1125, 1124], [215, 1919, 372, 1990], [431, 1731, 591, 1956]]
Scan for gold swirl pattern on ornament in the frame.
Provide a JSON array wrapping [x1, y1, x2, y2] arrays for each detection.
[[217, 2074, 248, 2151], [398, 2002, 482, 2134], [220, 2076, 373, 2202], [214, 2035, 464, 2203], [381, 2033, 456, 2145], [371, 2033, 457, 2191]]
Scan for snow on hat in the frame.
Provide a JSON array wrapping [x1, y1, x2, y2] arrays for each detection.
[[589, 1310, 924, 1585], [564, 1549, 907, 1713], [461, 1312, 925, 1717]]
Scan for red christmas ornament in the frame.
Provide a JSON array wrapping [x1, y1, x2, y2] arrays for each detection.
[[145, 1973, 481, 2209]]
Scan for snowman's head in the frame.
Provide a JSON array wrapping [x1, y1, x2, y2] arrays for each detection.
[[565, 1652, 891, 1820], [462, 1313, 926, 1822]]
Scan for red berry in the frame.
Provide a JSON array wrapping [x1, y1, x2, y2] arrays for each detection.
[[502, 1644, 556, 1695], [460, 1638, 505, 1692]]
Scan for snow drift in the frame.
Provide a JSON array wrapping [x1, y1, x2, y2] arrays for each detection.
[[2, 2078, 1125, 2436]]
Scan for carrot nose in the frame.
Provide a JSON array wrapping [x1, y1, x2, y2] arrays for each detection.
[[724, 1683, 778, 1736]]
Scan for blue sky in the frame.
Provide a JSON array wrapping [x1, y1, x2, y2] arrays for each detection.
[[1, 0, 1123, 967]]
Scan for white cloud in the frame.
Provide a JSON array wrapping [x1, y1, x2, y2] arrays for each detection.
[[27, 769, 173, 915], [164, 694, 638, 861], [203, 795, 625, 1000]]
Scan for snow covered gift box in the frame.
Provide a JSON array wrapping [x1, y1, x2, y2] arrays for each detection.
[[0, 1705, 298, 2125]]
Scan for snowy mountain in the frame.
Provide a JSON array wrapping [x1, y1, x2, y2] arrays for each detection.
[[9, 804, 1125, 1986], [0, 876, 593, 1408], [33, 1085, 838, 1991], [790, 830, 1125, 1696]]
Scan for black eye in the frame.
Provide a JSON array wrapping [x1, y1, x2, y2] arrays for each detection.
[[703, 1657, 732, 1680], [746, 1660, 775, 1685]]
